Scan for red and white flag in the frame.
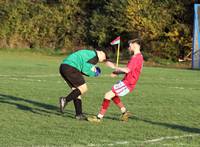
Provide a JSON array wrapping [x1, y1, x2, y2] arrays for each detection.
[[110, 36, 120, 45]]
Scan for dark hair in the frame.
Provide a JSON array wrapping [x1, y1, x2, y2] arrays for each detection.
[[128, 38, 141, 46], [96, 48, 109, 60]]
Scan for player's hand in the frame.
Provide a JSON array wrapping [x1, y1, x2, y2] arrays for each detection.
[[91, 66, 96, 72], [95, 67, 101, 77], [115, 67, 123, 72], [110, 73, 117, 78]]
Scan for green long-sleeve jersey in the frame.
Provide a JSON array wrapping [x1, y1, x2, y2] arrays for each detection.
[[62, 49, 99, 77]]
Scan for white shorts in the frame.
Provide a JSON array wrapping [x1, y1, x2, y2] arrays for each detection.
[[112, 81, 130, 97]]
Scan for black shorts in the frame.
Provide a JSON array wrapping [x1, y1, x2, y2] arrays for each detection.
[[59, 64, 85, 88]]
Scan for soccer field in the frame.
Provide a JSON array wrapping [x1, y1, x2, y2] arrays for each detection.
[[0, 51, 200, 147]]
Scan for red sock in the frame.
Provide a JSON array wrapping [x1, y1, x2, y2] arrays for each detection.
[[98, 99, 110, 117], [112, 96, 126, 113]]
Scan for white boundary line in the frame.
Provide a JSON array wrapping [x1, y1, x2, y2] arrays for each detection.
[[0, 74, 113, 78], [0, 74, 111, 83], [0, 74, 59, 78], [0, 74, 114, 80], [0, 74, 63, 83], [87, 134, 200, 146], [143, 134, 200, 144]]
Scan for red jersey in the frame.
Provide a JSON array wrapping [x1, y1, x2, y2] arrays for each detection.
[[122, 53, 143, 91]]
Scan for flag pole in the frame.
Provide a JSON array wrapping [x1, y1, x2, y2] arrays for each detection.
[[116, 43, 120, 67], [110, 36, 121, 67]]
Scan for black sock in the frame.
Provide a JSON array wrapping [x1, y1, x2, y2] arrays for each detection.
[[73, 98, 82, 116], [64, 88, 81, 103]]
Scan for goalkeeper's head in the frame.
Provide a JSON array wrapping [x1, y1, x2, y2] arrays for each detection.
[[96, 48, 109, 62]]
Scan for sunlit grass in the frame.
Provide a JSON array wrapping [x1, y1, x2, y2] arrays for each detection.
[[0, 51, 200, 147]]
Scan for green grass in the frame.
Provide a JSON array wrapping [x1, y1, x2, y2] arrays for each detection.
[[0, 51, 200, 147]]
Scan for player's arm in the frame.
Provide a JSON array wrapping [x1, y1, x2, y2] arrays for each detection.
[[105, 60, 116, 69], [111, 67, 130, 77], [105, 60, 130, 74], [113, 67, 130, 75], [112, 70, 125, 75], [116, 67, 130, 73], [114, 57, 138, 75], [82, 63, 96, 77], [82, 63, 101, 77]]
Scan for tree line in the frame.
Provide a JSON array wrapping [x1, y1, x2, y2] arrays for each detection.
[[0, 0, 193, 61]]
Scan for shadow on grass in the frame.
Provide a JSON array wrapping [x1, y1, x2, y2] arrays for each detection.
[[0, 93, 124, 122], [0, 93, 75, 118], [0, 93, 121, 121], [131, 116, 200, 134]]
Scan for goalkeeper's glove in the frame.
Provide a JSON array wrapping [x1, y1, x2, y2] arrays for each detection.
[[95, 67, 101, 77]]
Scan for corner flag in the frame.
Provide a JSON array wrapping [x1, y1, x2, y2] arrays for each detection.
[[110, 36, 121, 66], [110, 36, 120, 45]]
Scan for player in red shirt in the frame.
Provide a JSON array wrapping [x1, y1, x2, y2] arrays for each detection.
[[88, 38, 143, 122]]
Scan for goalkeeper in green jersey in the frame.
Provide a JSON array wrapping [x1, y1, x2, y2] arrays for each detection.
[[59, 49, 116, 120]]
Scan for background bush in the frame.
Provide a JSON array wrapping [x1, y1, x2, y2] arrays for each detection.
[[0, 0, 193, 61]]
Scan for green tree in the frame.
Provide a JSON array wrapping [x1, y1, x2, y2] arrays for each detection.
[[0, 0, 194, 61], [0, 0, 84, 51], [125, 0, 192, 61]]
